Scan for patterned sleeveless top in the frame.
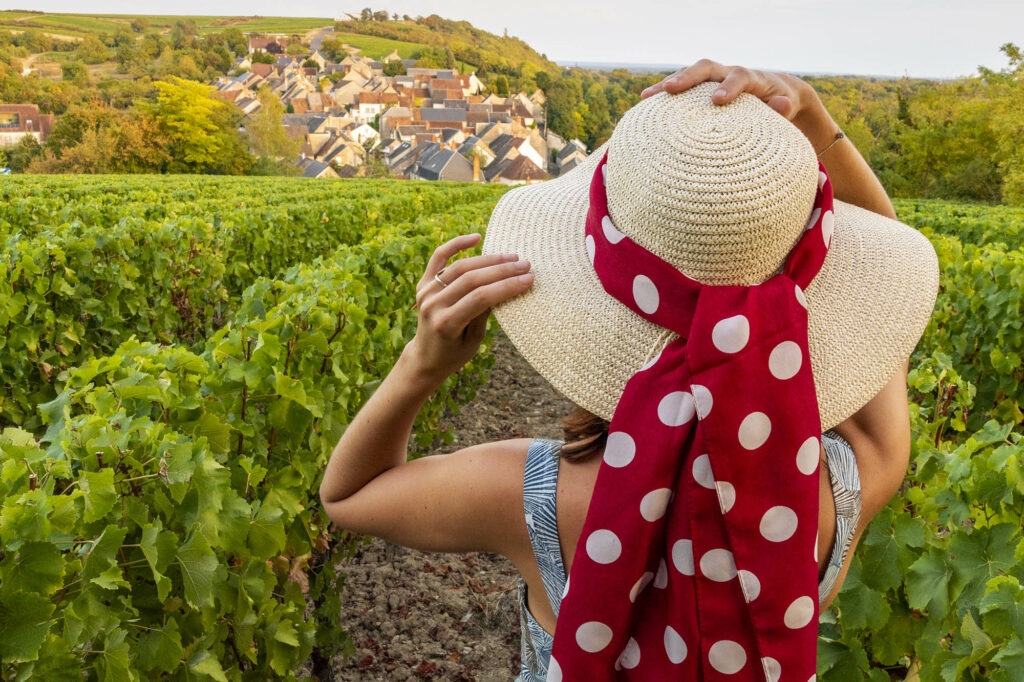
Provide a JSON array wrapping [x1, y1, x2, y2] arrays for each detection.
[[514, 432, 861, 682]]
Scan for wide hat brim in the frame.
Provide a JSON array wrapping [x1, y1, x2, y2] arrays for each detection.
[[482, 139, 940, 432]]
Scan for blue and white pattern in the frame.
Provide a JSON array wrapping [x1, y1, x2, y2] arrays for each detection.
[[818, 429, 863, 603], [514, 434, 861, 681], [516, 438, 565, 682]]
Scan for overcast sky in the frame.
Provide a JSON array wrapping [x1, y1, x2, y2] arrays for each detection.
[[21, 0, 1023, 79]]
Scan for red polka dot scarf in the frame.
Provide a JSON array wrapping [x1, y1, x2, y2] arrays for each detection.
[[548, 151, 834, 681]]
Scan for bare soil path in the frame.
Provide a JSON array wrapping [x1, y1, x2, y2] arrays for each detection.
[[331, 326, 577, 681]]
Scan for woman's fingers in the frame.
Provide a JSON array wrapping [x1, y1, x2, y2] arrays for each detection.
[[641, 59, 730, 98], [711, 66, 761, 103], [418, 232, 481, 291], [428, 261, 533, 338], [640, 60, 803, 121]]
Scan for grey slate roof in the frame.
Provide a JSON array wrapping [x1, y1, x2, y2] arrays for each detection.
[[302, 160, 332, 178], [556, 140, 587, 164], [419, 108, 468, 122]]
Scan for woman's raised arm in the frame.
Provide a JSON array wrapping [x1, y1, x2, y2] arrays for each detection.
[[642, 59, 898, 220]]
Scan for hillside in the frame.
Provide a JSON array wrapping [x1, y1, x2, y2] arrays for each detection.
[[332, 14, 559, 76], [0, 11, 332, 40]]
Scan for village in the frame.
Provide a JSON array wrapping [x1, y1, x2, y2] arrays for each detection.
[[204, 32, 589, 181]]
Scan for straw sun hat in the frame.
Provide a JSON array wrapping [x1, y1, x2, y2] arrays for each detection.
[[481, 81, 939, 431]]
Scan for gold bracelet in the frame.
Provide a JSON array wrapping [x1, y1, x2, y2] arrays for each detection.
[[816, 129, 845, 157]]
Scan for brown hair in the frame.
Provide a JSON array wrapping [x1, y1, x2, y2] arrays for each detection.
[[558, 406, 610, 462]]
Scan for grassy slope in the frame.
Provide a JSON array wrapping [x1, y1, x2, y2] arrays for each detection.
[[0, 12, 554, 72], [0, 12, 333, 38], [336, 16, 557, 72], [328, 32, 425, 59]]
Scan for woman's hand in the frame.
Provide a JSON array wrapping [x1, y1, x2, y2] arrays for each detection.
[[640, 59, 837, 152], [405, 233, 533, 384]]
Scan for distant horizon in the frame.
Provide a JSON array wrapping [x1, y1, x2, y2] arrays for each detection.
[[10, 3, 1019, 80], [555, 61, 960, 81]]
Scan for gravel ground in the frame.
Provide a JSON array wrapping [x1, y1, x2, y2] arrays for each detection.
[[331, 326, 577, 681]]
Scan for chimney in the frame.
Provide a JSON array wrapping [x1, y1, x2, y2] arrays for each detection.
[[473, 155, 480, 182]]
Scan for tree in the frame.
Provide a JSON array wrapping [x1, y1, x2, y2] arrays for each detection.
[[246, 84, 302, 169], [61, 61, 90, 87], [445, 45, 456, 70], [142, 76, 254, 174], [493, 75, 509, 97], [302, 59, 318, 69], [535, 71, 552, 92], [75, 36, 109, 64], [383, 59, 406, 76], [285, 42, 308, 57], [361, 8, 373, 20], [130, 16, 149, 33], [251, 51, 276, 64], [0, 135, 42, 172], [373, 10, 388, 21]]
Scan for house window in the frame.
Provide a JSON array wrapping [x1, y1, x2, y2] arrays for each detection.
[[0, 113, 20, 129]]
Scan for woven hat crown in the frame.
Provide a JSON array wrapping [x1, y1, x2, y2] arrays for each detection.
[[605, 81, 820, 286]]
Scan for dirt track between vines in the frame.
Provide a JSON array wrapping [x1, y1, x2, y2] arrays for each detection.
[[331, 326, 577, 681]]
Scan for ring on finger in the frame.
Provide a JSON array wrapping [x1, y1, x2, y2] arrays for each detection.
[[434, 266, 450, 288]]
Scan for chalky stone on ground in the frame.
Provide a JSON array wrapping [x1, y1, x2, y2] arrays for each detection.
[[333, 327, 578, 681]]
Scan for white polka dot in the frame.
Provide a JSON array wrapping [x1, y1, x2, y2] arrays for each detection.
[[691, 384, 713, 420], [738, 570, 760, 602], [699, 548, 737, 582], [618, 638, 641, 669], [709, 640, 747, 674], [818, 170, 827, 189], [585, 234, 596, 265], [658, 391, 695, 427], [738, 412, 771, 450], [762, 656, 782, 682], [640, 488, 672, 521], [602, 215, 626, 244], [604, 431, 636, 467], [632, 274, 660, 314], [803, 207, 821, 232], [654, 558, 669, 588], [672, 539, 694, 576], [795, 284, 808, 309], [639, 348, 662, 371], [576, 621, 613, 652], [548, 656, 562, 682], [808, 676, 817, 682], [711, 314, 750, 353], [629, 572, 654, 603], [691, 454, 715, 489], [602, 164, 608, 185], [784, 595, 816, 629], [797, 436, 820, 475], [586, 529, 622, 564], [715, 481, 736, 514], [821, 209, 834, 247], [768, 341, 802, 380], [664, 626, 688, 664], [562, 574, 570, 599], [760, 505, 798, 542]]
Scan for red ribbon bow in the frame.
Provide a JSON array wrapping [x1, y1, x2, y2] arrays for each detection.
[[548, 151, 834, 681]]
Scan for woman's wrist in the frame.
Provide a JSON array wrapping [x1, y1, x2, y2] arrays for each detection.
[[791, 93, 840, 155], [397, 337, 448, 394]]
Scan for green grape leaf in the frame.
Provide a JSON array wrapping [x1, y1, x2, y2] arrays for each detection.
[[992, 638, 1024, 681], [907, 548, 951, 618], [3, 541, 64, 595], [175, 526, 219, 609], [0, 590, 53, 662], [188, 649, 229, 682], [80, 468, 116, 523], [138, 619, 183, 674]]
